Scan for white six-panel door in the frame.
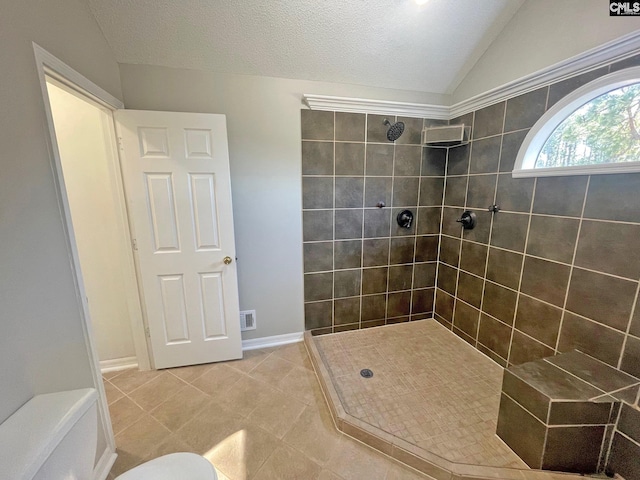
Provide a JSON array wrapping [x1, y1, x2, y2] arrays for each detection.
[[115, 110, 242, 369]]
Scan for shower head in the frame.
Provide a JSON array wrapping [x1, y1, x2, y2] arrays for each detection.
[[383, 119, 405, 142]]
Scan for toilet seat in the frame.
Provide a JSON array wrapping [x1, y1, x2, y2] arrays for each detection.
[[115, 452, 218, 480]]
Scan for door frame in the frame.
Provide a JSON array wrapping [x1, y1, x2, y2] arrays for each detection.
[[33, 43, 152, 476]]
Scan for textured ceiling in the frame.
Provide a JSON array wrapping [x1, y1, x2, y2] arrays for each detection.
[[87, 0, 524, 95]]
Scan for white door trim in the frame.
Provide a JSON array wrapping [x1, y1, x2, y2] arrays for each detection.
[[33, 44, 124, 110], [32, 43, 148, 479], [32, 46, 150, 370]]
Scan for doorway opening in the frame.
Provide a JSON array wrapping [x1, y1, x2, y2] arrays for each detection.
[[45, 77, 146, 372], [36, 42, 243, 391]]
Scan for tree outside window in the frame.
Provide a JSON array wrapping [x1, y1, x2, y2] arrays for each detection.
[[536, 84, 640, 168]]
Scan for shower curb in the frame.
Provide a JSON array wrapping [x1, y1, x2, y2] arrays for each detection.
[[303, 323, 591, 480]]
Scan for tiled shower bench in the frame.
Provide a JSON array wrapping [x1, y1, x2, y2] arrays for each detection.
[[497, 350, 640, 474]]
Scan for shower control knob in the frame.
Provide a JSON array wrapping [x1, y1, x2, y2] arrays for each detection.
[[396, 210, 414, 229], [456, 211, 476, 230]]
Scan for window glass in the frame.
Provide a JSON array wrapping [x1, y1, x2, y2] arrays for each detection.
[[536, 84, 640, 169], [513, 67, 640, 178]]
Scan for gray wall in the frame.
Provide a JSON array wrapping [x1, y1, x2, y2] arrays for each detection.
[[453, 0, 640, 103], [0, 0, 122, 420], [0, 0, 122, 464], [119, 64, 446, 340]]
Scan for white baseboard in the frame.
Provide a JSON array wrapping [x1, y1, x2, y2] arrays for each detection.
[[242, 332, 304, 351], [93, 447, 117, 480], [100, 336, 305, 369], [100, 356, 138, 373]]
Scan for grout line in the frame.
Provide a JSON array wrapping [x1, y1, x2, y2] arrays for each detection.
[[505, 171, 536, 366], [103, 379, 126, 406], [412, 145, 422, 321], [604, 400, 625, 469], [541, 362, 613, 397], [476, 338, 508, 365], [482, 276, 519, 294], [331, 112, 336, 332], [454, 296, 556, 349], [435, 233, 640, 284], [551, 309, 637, 338], [304, 233, 437, 244], [514, 289, 566, 311], [433, 146, 447, 325], [102, 369, 127, 382], [301, 204, 640, 228], [476, 308, 513, 330], [501, 391, 549, 428], [544, 422, 614, 428], [409, 120, 427, 322], [499, 97, 508, 136], [357, 115, 368, 330], [384, 121, 396, 324], [115, 372, 166, 398], [302, 174, 438, 179], [615, 428, 640, 448], [538, 212, 640, 226], [555, 175, 590, 353], [448, 116, 474, 333], [618, 281, 640, 370], [474, 119, 505, 347], [303, 287, 434, 303]]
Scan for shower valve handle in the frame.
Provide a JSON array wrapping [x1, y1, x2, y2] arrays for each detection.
[[456, 211, 476, 230]]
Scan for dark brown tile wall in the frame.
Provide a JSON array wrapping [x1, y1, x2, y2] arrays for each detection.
[[496, 393, 546, 468], [301, 59, 640, 475], [302, 111, 439, 332], [433, 60, 640, 382], [608, 404, 640, 480], [607, 432, 640, 480]]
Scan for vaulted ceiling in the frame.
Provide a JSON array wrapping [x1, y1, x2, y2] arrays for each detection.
[[87, 0, 524, 95]]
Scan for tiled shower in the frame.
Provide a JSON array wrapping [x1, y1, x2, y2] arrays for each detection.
[[301, 111, 446, 333], [301, 57, 640, 380], [301, 54, 640, 479], [435, 66, 640, 379]]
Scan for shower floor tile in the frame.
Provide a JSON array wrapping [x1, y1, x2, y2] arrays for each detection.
[[312, 319, 528, 469], [105, 342, 438, 480]]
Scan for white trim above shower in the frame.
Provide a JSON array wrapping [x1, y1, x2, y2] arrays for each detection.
[[304, 30, 640, 120], [302, 94, 450, 119]]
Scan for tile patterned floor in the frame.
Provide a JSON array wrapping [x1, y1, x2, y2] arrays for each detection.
[[314, 320, 528, 469], [104, 342, 431, 480]]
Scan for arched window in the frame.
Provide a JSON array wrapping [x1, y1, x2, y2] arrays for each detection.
[[513, 67, 640, 178]]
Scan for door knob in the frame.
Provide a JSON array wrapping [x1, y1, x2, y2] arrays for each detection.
[[223, 256, 233, 265]]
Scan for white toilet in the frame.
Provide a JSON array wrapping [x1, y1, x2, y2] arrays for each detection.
[[0, 388, 217, 480]]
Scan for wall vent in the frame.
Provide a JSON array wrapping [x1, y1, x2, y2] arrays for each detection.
[[422, 124, 470, 147], [240, 310, 257, 331]]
